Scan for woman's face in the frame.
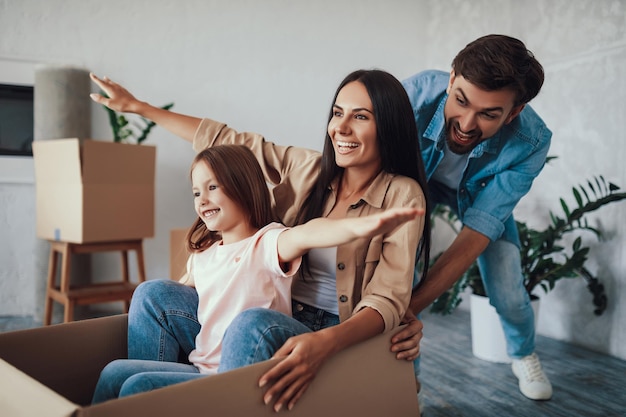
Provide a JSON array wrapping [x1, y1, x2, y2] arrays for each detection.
[[191, 160, 251, 244], [327, 81, 380, 172]]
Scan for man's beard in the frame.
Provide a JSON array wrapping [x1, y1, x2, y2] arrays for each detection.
[[445, 120, 482, 155]]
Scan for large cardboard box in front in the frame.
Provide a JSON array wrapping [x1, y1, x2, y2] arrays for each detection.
[[0, 315, 419, 417], [32, 139, 156, 243]]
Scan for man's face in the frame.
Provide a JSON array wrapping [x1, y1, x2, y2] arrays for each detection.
[[443, 71, 524, 154]]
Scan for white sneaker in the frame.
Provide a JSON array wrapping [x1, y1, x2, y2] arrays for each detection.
[[512, 353, 553, 400]]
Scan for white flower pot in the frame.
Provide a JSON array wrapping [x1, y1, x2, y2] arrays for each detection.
[[470, 293, 540, 364]]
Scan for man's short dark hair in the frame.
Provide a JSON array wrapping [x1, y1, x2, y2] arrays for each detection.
[[452, 34, 544, 106]]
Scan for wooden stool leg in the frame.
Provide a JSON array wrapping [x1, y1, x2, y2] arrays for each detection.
[[43, 245, 58, 326], [120, 249, 130, 312], [128, 241, 147, 312], [135, 242, 147, 283], [60, 243, 73, 323], [64, 301, 75, 324]]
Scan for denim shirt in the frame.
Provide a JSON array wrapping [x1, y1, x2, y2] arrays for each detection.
[[402, 70, 552, 244]]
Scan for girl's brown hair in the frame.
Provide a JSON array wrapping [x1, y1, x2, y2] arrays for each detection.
[[186, 145, 274, 252]]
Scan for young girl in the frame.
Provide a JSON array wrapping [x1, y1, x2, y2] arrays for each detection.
[[92, 144, 421, 403]]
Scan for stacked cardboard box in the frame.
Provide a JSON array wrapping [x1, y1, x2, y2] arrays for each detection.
[[33, 139, 156, 243]]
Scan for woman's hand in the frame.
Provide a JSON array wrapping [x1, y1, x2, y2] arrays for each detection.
[[89, 73, 143, 114], [259, 330, 335, 412], [390, 310, 423, 361]]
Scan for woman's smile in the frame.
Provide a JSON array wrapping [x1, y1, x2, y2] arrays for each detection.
[[335, 140, 359, 154]]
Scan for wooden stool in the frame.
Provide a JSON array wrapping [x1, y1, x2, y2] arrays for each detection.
[[43, 239, 146, 325]]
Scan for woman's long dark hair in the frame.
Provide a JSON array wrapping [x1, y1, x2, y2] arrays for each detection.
[[296, 69, 432, 287]]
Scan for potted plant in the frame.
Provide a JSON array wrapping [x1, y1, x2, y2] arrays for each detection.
[[428, 168, 626, 361], [100, 94, 174, 144]]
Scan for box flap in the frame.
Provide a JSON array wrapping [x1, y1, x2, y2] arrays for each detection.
[[0, 359, 77, 417], [0, 315, 128, 406], [32, 138, 82, 185], [36, 184, 83, 241], [82, 140, 156, 184]]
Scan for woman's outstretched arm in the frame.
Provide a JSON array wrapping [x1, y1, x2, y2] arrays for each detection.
[[89, 73, 202, 142]]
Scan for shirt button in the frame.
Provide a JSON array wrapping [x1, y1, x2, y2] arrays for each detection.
[[337, 263, 345, 270], [339, 295, 348, 303], [480, 182, 486, 187]]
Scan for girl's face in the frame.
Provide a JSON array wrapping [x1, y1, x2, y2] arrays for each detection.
[[327, 81, 381, 173], [191, 160, 253, 244]]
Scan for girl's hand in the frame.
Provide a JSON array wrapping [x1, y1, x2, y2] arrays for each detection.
[[259, 331, 335, 412], [390, 311, 423, 361], [89, 73, 143, 114], [354, 207, 423, 239]]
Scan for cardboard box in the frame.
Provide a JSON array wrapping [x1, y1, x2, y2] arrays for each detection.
[[32, 138, 156, 243], [0, 315, 419, 417], [169, 228, 189, 280]]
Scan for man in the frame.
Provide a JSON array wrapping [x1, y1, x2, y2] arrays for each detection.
[[402, 34, 553, 401]]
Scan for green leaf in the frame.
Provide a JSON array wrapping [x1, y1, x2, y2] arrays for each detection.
[[587, 179, 597, 198], [573, 187, 583, 208], [101, 97, 174, 145], [560, 198, 570, 218]]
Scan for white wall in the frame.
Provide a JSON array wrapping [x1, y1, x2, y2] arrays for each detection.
[[1, 0, 625, 360]]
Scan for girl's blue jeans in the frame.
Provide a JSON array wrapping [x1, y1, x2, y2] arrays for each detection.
[[92, 279, 339, 403]]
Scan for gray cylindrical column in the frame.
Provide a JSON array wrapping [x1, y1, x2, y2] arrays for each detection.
[[34, 65, 91, 141], [33, 65, 91, 323]]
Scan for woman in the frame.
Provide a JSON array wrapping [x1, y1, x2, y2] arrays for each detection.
[[90, 69, 430, 411]]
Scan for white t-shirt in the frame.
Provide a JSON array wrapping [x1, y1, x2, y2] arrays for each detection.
[[187, 223, 301, 374], [430, 141, 470, 190]]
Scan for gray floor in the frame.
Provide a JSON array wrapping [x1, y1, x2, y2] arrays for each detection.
[[419, 310, 626, 417], [1, 310, 625, 416]]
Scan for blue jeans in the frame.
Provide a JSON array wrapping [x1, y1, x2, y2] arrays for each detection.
[[128, 279, 200, 362], [219, 302, 340, 372], [428, 182, 535, 361], [92, 280, 203, 403], [477, 238, 535, 359], [92, 359, 201, 403], [93, 279, 339, 402]]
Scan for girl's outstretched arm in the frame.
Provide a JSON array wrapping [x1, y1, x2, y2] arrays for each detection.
[[276, 207, 423, 263], [89, 73, 202, 142]]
